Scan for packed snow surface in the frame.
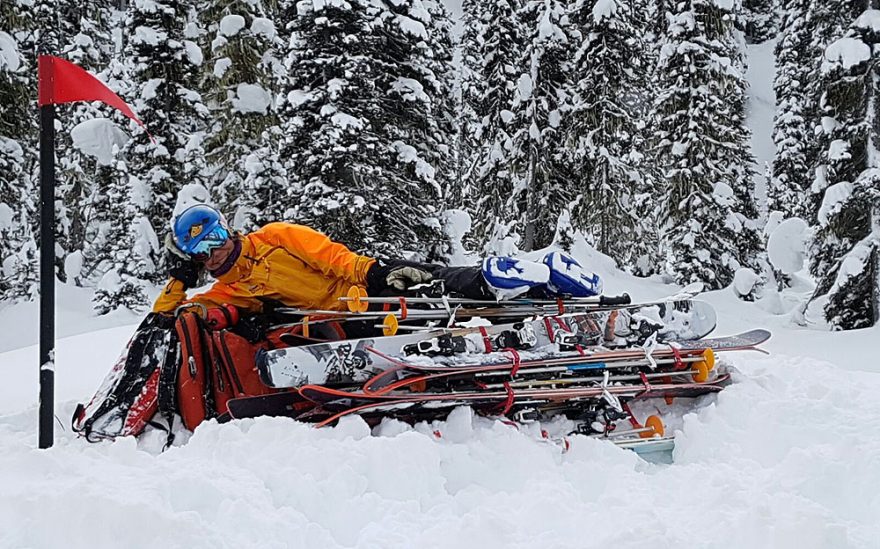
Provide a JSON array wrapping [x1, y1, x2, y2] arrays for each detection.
[[2, 245, 880, 548]]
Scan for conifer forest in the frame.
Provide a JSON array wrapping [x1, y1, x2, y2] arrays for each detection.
[[0, 0, 878, 330]]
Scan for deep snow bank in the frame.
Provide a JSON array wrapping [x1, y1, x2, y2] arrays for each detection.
[[1, 349, 878, 549]]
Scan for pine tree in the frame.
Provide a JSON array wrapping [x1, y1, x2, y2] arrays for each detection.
[[92, 159, 152, 314], [0, 0, 38, 301], [55, 0, 119, 285], [280, 0, 447, 259], [201, 0, 283, 227], [461, 0, 527, 254], [808, 9, 880, 329], [741, 0, 777, 43], [92, 0, 208, 312], [512, 0, 574, 252], [651, 0, 764, 289], [805, 0, 867, 219], [770, 0, 815, 219], [567, 0, 651, 266]]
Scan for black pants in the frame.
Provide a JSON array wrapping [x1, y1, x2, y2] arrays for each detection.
[[427, 265, 494, 300]]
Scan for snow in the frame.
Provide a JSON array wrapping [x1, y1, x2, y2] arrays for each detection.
[[70, 118, 129, 166], [732, 267, 760, 298], [767, 218, 810, 275], [516, 74, 532, 101], [854, 9, 880, 32], [391, 77, 428, 103], [817, 181, 854, 226], [392, 140, 437, 184], [3, 270, 880, 547], [0, 30, 21, 72], [288, 89, 316, 108], [183, 40, 203, 66], [745, 39, 777, 219], [822, 37, 871, 74], [712, 181, 735, 206], [0, 203, 13, 231], [173, 183, 213, 217], [2, 235, 880, 547], [219, 14, 246, 37], [213, 57, 232, 78], [64, 251, 84, 281], [397, 14, 428, 39], [133, 25, 165, 47], [251, 17, 276, 39], [592, 0, 617, 23], [330, 112, 363, 130], [231, 83, 272, 114], [828, 139, 850, 161]]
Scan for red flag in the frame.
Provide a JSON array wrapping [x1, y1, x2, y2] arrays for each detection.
[[38, 55, 150, 136]]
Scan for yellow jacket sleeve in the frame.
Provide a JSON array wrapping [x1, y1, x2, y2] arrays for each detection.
[[260, 223, 375, 285], [152, 278, 264, 315], [152, 279, 188, 313]]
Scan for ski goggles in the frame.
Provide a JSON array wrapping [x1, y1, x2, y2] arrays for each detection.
[[188, 225, 231, 262]]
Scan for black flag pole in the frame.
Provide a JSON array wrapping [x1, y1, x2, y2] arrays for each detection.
[[38, 100, 56, 450], [36, 55, 150, 449]]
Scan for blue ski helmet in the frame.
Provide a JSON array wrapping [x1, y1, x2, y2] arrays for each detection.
[[172, 204, 230, 258]]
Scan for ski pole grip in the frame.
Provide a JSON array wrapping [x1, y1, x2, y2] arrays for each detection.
[[599, 294, 630, 306]]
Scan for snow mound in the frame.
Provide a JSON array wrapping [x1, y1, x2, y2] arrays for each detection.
[[732, 267, 761, 299], [70, 118, 129, 166], [219, 14, 246, 37], [822, 37, 871, 73], [818, 182, 853, 226], [0, 31, 21, 72], [232, 83, 271, 114], [767, 218, 810, 274]]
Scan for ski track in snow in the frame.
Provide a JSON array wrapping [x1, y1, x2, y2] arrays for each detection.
[[2, 244, 880, 548]]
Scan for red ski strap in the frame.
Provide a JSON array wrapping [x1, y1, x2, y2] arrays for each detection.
[[505, 348, 522, 377], [622, 401, 640, 429], [497, 382, 515, 416], [543, 318, 555, 342], [398, 297, 408, 320], [671, 346, 684, 370], [479, 326, 493, 353], [556, 298, 565, 316]]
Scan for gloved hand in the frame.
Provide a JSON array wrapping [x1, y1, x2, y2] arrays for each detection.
[[366, 260, 434, 295], [165, 233, 202, 289]]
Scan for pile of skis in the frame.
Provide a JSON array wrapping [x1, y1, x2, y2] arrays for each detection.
[[225, 289, 770, 455]]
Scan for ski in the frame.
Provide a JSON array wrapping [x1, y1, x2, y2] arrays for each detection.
[[225, 371, 730, 421], [303, 376, 729, 428], [258, 299, 719, 389]]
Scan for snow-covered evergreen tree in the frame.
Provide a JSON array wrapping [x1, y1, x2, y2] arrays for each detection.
[[511, 0, 574, 252], [201, 0, 283, 227], [805, 0, 867, 219], [92, 0, 208, 312], [55, 1, 120, 285], [650, 0, 763, 289], [808, 10, 880, 329], [770, 0, 815, 219], [741, 0, 777, 43], [0, 0, 38, 301], [461, 0, 527, 254], [567, 0, 652, 266], [91, 158, 153, 315], [280, 0, 448, 259]]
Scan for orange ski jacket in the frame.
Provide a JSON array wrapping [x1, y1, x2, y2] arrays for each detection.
[[152, 223, 376, 315]]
